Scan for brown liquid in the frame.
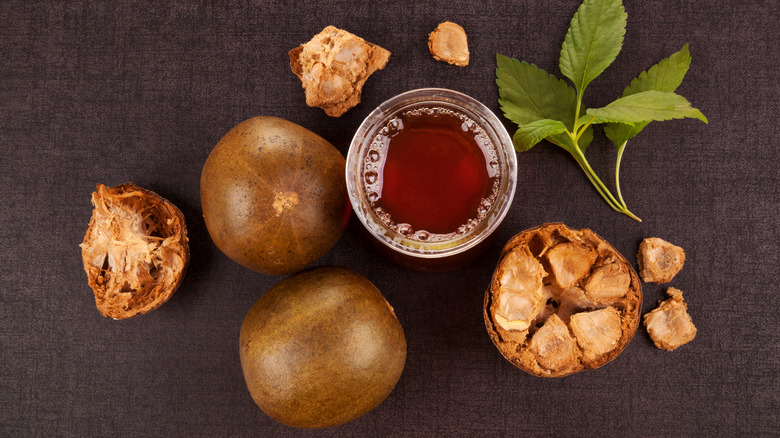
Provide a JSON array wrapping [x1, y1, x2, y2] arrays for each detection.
[[363, 107, 499, 241]]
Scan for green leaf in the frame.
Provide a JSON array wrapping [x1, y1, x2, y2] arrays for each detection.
[[576, 125, 594, 152], [512, 119, 569, 152], [604, 44, 692, 147], [559, 0, 627, 93], [496, 54, 577, 128], [586, 90, 708, 124]]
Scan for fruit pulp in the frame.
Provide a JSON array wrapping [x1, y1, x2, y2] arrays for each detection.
[[366, 107, 498, 239]]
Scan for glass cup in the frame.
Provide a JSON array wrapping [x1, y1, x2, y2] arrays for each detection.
[[346, 88, 517, 271]]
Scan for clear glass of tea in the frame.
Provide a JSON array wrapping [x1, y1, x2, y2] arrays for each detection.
[[346, 88, 517, 270]]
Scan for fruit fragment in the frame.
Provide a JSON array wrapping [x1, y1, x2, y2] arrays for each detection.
[[570, 307, 622, 358], [428, 21, 470, 67], [289, 26, 391, 117], [547, 242, 597, 289], [637, 237, 685, 283], [644, 287, 697, 351], [484, 223, 642, 377], [493, 246, 545, 332], [528, 314, 579, 373], [584, 263, 631, 304], [81, 183, 189, 319]]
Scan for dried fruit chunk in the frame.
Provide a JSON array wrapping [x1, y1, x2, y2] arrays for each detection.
[[484, 223, 641, 377], [637, 237, 685, 283], [81, 183, 189, 319], [644, 288, 697, 351], [428, 21, 469, 67], [546, 242, 597, 289], [584, 262, 631, 304], [528, 314, 579, 373], [570, 307, 622, 359], [289, 26, 391, 117], [494, 246, 545, 331], [494, 290, 543, 332]]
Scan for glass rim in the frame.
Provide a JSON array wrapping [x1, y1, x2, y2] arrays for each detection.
[[346, 88, 517, 259]]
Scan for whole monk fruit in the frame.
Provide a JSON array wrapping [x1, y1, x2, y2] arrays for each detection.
[[239, 266, 406, 429], [201, 116, 349, 275]]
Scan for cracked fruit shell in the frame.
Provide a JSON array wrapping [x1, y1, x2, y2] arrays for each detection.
[[81, 183, 189, 319], [484, 223, 642, 377], [240, 266, 406, 428], [200, 116, 349, 275]]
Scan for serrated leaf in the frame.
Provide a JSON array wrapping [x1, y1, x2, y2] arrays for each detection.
[[586, 90, 708, 124], [512, 119, 569, 152], [604, 44, 692, 147], [496, 54, 577, 128], [622, 44, 691, 96], [559, 0, 627, 93]]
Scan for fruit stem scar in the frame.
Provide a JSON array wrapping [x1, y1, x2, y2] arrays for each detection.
[[273, 191, 299, 216]]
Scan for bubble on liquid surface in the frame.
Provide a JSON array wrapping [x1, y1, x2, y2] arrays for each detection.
[[365, 171, 378, 184], [398, 224, 414, 237], [368, 150, 380, 162], [386, 118, 404, 134]]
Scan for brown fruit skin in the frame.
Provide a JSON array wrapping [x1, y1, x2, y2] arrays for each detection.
[[239, 266, 407, 429], [200, 116, 349, 275]]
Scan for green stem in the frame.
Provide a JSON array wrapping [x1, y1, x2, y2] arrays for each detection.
[[567, 134, 642, 222], [575, 158, 622, 212], [567, 88, 641, 222], [614, 140, 642, 222], [573, 153, 621, 209], [575, 117, 594, 142], [615, 140, 628, 207]]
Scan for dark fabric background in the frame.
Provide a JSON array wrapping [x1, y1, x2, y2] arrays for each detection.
[[1, 0, 778, 436]]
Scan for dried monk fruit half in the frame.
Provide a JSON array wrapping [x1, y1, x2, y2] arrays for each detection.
[[289, 25, 391, 117], [484, 223, 642, 377], [81, 183, 189, 319], [637, 237, 685, 283], [644, 287, 697, 351], [428, 21, 469, 67]]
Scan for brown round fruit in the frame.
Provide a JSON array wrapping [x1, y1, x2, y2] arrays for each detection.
[[484, 223, 642, 377], [200, 116, 349, 275], [239, 266, 406, 429]]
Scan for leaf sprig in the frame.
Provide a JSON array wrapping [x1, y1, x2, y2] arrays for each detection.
[[497, 0, 707, 221]]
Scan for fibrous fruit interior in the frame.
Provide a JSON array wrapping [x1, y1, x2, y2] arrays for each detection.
[[428, 21, 470, 67], [484, 223, 641, 377], [289, 26, 391, 117], [637, 237, 686, 284], [81, 183, 188, 319], [643, 287, 696, 351]]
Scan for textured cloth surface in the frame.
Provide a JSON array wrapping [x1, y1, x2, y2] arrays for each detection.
[[1, 1, 778, 436]]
